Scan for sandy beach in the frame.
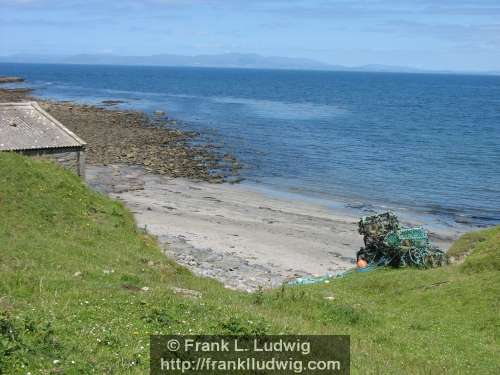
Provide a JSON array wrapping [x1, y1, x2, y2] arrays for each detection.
[[86, 164, 460, 291]]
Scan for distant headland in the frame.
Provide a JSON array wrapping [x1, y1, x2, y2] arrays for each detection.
[[1, 53, 499, 76]]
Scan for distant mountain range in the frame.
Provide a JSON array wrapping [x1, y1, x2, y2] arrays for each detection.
[[1, 53, 498, 75]]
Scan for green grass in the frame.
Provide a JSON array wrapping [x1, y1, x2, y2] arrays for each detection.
[[0, 153, 499, 374]]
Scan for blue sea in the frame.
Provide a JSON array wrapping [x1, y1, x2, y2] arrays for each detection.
[[1, 63, 499, 228]]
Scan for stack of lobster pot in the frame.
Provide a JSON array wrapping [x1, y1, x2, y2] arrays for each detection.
[[356, 212, 447, 268]]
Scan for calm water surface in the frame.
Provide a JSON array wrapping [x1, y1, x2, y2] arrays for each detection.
[[1, 63, 499, 228]]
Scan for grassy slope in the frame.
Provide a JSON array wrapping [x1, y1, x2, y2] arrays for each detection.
[[0, 153, 498, 374]]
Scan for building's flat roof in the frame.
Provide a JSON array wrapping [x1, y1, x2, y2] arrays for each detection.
[[0, 101, 86, 151]]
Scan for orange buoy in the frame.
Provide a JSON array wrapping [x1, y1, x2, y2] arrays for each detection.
[[357, 259, 368, 268]]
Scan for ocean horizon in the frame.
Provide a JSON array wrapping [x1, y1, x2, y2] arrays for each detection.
[[1, 62, 499, 229]]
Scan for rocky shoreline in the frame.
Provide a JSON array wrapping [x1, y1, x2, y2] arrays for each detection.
[[0, 83, 239, 182]]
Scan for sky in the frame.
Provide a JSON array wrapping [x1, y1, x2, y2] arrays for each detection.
[[1, 0, 499, 71]]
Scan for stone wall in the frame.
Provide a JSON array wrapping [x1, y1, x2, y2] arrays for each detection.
[[20, 147, 86, 177]]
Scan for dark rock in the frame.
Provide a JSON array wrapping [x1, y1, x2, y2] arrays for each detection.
[[101, 100, 126, 106], [0, 76, 25, 84]]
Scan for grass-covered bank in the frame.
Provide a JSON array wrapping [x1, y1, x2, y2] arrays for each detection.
[[0, 153, 498, 374]]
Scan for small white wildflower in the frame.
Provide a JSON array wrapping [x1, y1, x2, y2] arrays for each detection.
[[53, 359, 60, 365]]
